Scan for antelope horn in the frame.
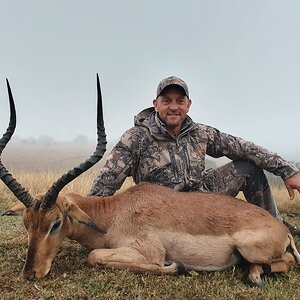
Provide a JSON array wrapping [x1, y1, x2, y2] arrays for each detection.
[[0, 79, 35, 208], [42, 74, 107, 209]]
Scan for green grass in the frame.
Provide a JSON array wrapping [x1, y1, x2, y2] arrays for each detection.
[[1, 188, 300, 300]]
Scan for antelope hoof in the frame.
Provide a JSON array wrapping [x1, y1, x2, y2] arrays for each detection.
[[248, 273, 264, 287], [262, 264, 271, 276], [176, 262, 188, 276], [87, 250, 100, 266]]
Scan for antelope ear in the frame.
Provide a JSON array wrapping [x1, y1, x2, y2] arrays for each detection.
[[58, 195, 106, 234], [1, 202, 26, 216]]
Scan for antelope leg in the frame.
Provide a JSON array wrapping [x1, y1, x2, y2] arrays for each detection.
[[87, 247, 186, 275]]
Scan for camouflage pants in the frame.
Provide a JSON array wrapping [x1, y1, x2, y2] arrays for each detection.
[[202, 160, 282, 221]]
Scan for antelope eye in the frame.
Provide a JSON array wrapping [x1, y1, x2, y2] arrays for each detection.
[[50, 220, 62, 234]]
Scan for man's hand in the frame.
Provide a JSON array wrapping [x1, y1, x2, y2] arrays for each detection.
[[284, 173, 300, 200]]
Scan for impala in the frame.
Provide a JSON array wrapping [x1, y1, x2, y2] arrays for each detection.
[[1, 77, 299, 286]]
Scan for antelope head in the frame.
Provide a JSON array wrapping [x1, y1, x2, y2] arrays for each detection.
[[0, 76, 107, 279]]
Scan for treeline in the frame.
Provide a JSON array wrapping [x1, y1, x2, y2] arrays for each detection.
[[10, 134, 91, 146], [4, 136, 299, 189]]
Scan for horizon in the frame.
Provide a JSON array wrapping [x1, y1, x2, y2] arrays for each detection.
[[1, 1, 300, 162]]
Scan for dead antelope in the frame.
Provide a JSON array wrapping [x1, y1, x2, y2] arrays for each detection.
[[1, 78, 300, 287]]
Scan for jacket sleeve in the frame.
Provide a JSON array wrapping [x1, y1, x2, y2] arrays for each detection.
[[204, 125, 299, 181], [88, 127, 139, 196]]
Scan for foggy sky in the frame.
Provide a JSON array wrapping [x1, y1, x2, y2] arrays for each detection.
[[1, 0, 300, 161]]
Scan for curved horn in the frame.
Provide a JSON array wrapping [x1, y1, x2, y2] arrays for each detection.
[[0, 79, 35, 208], [42, 74, 107, 209]]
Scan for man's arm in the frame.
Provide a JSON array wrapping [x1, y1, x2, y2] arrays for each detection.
[[205, 125, 299, 186], [88, 127, 141, 196], [88, 145, 132, 196]]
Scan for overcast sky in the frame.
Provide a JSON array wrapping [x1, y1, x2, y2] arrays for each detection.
[[1, 0, 300, 161]]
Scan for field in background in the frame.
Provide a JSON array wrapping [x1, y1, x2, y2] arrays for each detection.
[[1, 144, 300, 299]]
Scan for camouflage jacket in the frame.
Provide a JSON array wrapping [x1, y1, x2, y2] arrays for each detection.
[[89, 107, 299, 196]]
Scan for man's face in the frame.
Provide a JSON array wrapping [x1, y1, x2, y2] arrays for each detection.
[[153, 85, 191, 135]]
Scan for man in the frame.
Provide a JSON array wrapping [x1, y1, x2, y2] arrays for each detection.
[[89, 76, 300, 235]]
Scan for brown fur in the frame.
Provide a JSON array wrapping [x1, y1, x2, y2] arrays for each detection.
[[6, 182, 300, 285]]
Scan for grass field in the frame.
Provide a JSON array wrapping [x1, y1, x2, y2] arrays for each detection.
[[1, 147, 300, 300]]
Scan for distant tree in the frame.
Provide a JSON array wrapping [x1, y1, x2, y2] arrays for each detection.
[[20, 138, 28, 144], [73, 134, 88, 145], [11, 135, 21, 143], [28, 137, 37, 144], [20, 137, 36, 144], [38, 135, 55, 146], [291, 161, 300, 169]]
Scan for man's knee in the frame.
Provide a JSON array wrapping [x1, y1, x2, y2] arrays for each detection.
[[232, 160, 264, 178]]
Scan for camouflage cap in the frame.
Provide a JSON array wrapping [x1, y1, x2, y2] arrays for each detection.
[[156, 76, 189, 98]]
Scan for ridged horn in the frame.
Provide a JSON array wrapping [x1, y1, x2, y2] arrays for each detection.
[[42, 74, 107, 209], [0, 79, 35, 208]]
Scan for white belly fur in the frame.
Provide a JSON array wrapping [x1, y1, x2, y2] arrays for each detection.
[[160, 231, 240, 271]]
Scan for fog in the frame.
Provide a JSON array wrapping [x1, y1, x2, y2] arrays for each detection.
[[1, 0, 300, 162]]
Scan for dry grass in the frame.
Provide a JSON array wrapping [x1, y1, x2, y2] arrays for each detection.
[[1, 146, 300, 299], [238, 187, 300, 216], [1, 174, 300, 300]]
